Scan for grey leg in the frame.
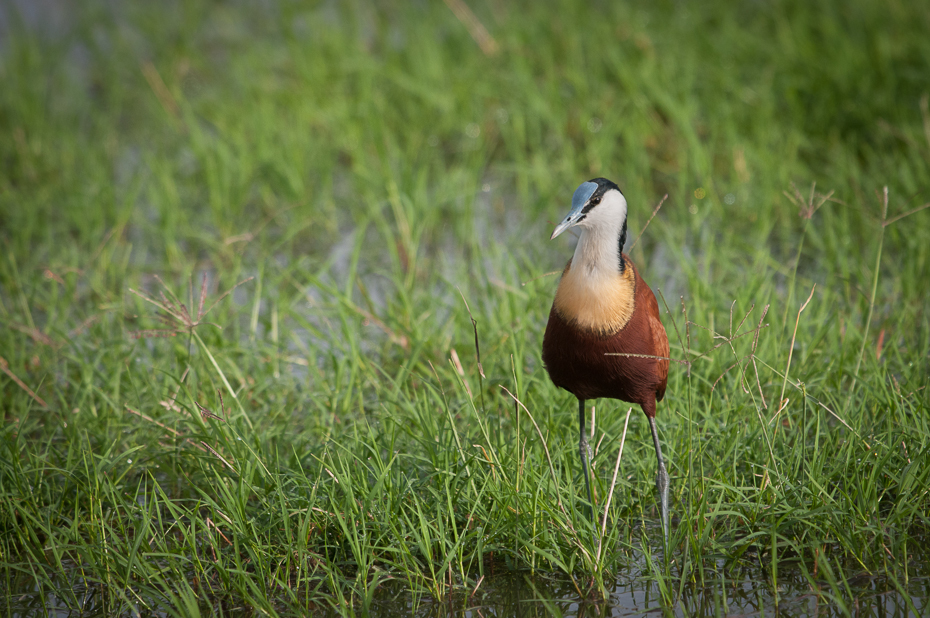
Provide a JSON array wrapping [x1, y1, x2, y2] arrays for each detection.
[[647, 415, 670, 547], [578, 398, 596, 524]]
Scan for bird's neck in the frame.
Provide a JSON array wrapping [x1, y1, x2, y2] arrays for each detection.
[[571, 220, 627, 278], [555, 222, 635, 334]]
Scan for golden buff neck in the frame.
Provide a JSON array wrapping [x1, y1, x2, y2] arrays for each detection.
[[554, 255, 636, 334]]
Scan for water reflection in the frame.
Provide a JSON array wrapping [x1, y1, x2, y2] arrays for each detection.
[[5, 563, 927, 617], [354, 566, 928, 618]]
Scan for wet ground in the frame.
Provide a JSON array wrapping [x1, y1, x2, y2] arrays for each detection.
[[354, 563, 928, 617], [7, 555, 928, 617]]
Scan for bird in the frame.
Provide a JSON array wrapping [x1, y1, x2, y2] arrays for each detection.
[[542, 177, 671, 543]]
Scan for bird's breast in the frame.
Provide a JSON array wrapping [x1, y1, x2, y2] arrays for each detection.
[[553, 259, 636, 334]]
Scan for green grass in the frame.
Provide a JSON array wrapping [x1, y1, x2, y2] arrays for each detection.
[[1, 0, 929, 615]]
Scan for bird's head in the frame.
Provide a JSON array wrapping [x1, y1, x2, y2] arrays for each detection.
[[550, 178, 627, 240]]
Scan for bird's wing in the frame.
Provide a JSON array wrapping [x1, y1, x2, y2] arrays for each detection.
[[644, 285, 670, 400]]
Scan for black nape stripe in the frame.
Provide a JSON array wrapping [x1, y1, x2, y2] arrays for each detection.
[[617, 219, 627, 272]]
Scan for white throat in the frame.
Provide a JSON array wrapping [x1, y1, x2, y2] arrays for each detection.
[[570, 190, 627, 280]]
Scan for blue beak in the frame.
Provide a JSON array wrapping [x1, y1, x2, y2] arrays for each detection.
[[550, 181, 598, 240]]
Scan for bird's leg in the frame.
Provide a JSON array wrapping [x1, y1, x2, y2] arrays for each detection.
[[577, 398, 596, 524], [647, 415, 670, 547]]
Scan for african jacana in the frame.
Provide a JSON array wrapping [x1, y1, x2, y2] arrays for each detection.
[[542, 178, 671, 542]]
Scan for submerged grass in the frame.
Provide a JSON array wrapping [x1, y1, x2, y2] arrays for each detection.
[[1, 0, 930, 615]]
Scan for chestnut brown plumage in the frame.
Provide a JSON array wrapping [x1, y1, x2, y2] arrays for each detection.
[[542, 178, 671, 543]]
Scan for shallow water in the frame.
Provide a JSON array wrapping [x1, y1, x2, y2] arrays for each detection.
[[351, 563, 928, 618], [7, 556, 927, 617]]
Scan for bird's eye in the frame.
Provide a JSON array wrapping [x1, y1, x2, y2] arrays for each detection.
[[589, 197, 601, 206]]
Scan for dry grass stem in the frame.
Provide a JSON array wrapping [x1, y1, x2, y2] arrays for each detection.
[[629, 194, 668, 252], [521, 270, 562, 286], [201, 441, 237, 474], [141, 61, 181, 119], [598, 407, 633, 556], [442, 0, 499, 55], [776, 284, 816, 434], [0, 355, 48, 408], [124, 405, 181, 436]]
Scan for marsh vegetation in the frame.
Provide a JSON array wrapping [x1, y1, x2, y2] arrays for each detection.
[[1, 0, 929, 615]]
